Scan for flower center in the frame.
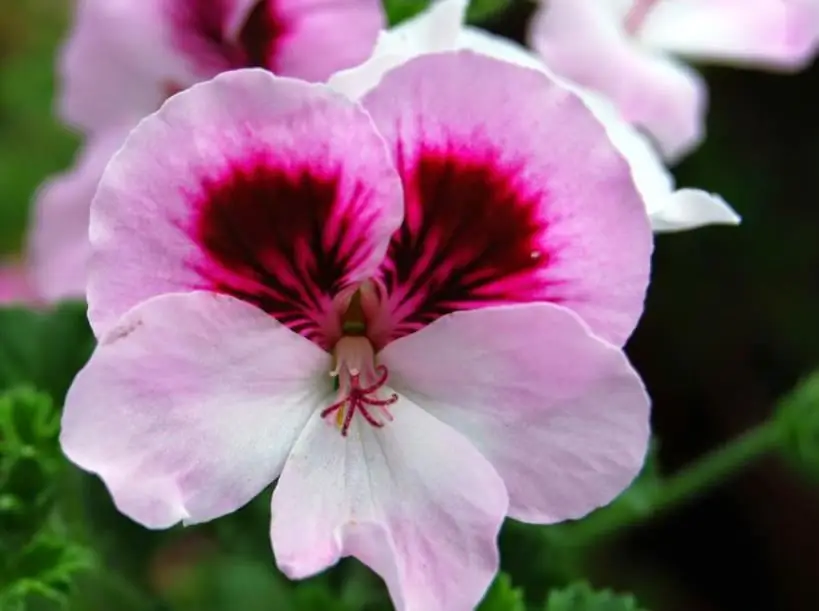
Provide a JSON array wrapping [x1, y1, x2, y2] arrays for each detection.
[[321, 336, 398, 437], [623, 0, 659, 35]]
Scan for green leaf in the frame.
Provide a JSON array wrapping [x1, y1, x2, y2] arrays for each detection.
[[1, 532, 93, 609], [0, 302, 94, 403], [465, 0, 510, 23], [383, 0, 509, 27], [776, 371, 819, 483], [478, 573, 526, 611], [0, 389, 61, 543], [383, 0, 430, 25], [545, 582, 647, 611]]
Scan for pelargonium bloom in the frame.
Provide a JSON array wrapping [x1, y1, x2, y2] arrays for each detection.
[[32, 0, 385, 302], [529, 0, 819, 160], [331, 0, 739, 232], [61, 54, 652, 610], [59, 0, 386, 134]]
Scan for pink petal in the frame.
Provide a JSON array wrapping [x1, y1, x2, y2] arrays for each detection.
[[87, 69, 403, 347], [268, 0, 387, 82], [361, 51, 652, 348], [29, 128, 130, 303], [58, 0, 189, 133], [0, 262, 38, 305], [328, 0, 468, 99], [528, 0, 707, 161], [60, 0, 384, 134], [640, 0, 819, 70], [270, 399, 508, 611], [168, 0, 384, 79], [61, 291, 330, 529], [380, 303, 651, 523]]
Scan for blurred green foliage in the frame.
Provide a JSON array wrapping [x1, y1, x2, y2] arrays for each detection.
[[545, 583, 646, 611]]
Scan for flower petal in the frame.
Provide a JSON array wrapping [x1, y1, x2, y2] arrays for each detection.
[[380, 303, 650, 523], [640, 0, 819, 70], [361, 51, 652, 348], [0, 261, 38, 305], [528, 0, 707, 161], [270, 399, 508, 611], [58, 0, 190, 133], [648, 188, 741, 232], [267, 0, 386, 82], [29, 127, 130, 303], [61, 291, 330, 529], [165, 0, 384, 80], [328, 0, 467, 100], [88, 69, 403, 346]]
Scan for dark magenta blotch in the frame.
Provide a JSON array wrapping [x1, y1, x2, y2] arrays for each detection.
[[191, 157, 353, 347], [169, 0, 288, 73], [379, 146, 559, 342]]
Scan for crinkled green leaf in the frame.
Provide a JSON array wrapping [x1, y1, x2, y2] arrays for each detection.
[[0, 389, 61, 543], [0, 303, 94, 402], [1, 533, 93, 609], [478, 573, 526, 611], [545, 582, 647, 611]]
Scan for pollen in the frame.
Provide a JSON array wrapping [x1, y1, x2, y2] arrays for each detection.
[[321, 336, 398, 437]]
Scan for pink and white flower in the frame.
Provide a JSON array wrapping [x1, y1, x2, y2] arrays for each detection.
[[529, 0, 819, 160], [61, 55, 652, 610], [59, 0, 386, 135], [330, 0, 739, 232]]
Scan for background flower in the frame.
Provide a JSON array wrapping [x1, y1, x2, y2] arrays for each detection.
[[529, 0, 819, 160]]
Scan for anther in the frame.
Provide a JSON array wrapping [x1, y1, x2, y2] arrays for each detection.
[[321, 365, 398, 436]]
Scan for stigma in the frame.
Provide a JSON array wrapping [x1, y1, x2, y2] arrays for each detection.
[[321, 336, 398, 437]]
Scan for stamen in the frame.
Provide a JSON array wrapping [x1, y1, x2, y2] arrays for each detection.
[[321, 346, 398, 437]]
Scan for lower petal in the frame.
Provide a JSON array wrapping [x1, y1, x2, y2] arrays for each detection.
[[270, 396, 508, 611], [61, 291, 330, 528], [379, 303, 651, 523]]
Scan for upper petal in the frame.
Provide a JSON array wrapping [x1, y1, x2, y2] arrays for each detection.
[[328, 0, 467, 100], [380, 303, 651, 523], [270, 398, 508, 611], [61, 291, 330, 529], [361, 51, 653, 348], [58, 0, 189, 133], [161, 0, 385, 80], [640, 0, 819, 70], [528, 0, 707, 161], [29, 127, 130, 303], [87, 69, 403, 347], [267, 0, 386, 82]]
